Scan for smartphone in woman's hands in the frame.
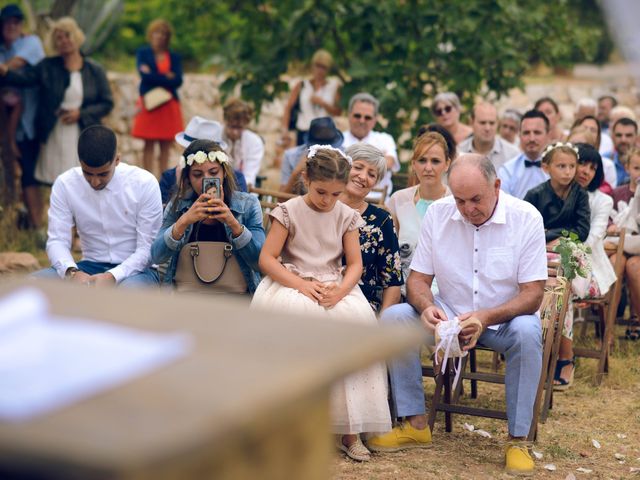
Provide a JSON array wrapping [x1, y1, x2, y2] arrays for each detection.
[[202, 177, 221, 199]]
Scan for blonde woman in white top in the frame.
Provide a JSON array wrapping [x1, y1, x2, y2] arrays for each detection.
[[281, 49, 342, 146], [386, 132, 451, 294]]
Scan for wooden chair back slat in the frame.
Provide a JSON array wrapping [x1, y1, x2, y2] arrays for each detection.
[[574, 228, 625, 385], [248, 187, 297, 229]]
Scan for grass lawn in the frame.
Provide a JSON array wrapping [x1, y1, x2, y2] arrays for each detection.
[[3, 200, 639, 479], [333, 329, 640, 479]]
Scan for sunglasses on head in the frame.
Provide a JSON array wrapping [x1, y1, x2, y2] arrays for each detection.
[[353, 113, 374, 121], [434, 105, 454, 117]]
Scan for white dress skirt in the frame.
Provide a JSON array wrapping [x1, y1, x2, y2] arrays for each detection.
[[35, 71, 83, 185], [252, 275, 392, 435]]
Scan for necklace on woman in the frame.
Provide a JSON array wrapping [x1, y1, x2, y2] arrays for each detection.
[[354, 200, 368, 214], [343, 195, 368, 214], [415, 184, 446, 202]]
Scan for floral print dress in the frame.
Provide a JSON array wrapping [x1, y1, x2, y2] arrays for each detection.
[[358, 204, 403, 312]]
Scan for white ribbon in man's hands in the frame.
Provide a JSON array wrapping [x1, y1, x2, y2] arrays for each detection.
[[434, 316, 483, 391]]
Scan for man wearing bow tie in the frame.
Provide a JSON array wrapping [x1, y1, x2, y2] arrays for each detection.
[[498, 110, 550, 199]]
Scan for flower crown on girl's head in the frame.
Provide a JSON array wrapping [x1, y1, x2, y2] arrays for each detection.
[[307, 144, 353, 164], [178, 150, 229, 169], [542, 142, 580, 161]]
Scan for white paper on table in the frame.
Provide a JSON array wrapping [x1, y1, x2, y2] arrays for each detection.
[[0, 288, 192, 422]]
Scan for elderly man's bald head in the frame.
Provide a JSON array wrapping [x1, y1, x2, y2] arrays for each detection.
[[448, 154, 501, 226], [448, 153, 497, 184]]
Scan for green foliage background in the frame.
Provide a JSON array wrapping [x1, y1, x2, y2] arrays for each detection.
[[91, 0, 612, 140], [2, 0, 613, 140]]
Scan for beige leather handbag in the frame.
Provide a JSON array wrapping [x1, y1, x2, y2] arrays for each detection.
[[142, 87, 172, 111], [174, 223, 248, 294]]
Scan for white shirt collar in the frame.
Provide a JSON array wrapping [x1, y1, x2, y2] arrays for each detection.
[[104, 164, 123, 193], [451, 191, 506, 226]]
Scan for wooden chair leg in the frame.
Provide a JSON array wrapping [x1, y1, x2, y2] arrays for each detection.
[[595, 341, 608, 386], [527, 420, 538, 442], [470, 350, 478, 399], [491, 351, 500, 372], [542, 310, 564, 422], [596, 305, 606, 339], [596, 299, 616, 385], [427, 361, 444, 432], [444, 365, 452, 433]]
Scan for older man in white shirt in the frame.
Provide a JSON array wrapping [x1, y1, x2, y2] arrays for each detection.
[[342, 92, 399, 201], [221, 98, 264, 187], [368, 154, 547, 476], [458, 102, 520, 172], [36, 125, 162, 286]]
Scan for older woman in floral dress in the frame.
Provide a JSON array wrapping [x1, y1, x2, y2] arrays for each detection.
[[339, 143, 402, 312]]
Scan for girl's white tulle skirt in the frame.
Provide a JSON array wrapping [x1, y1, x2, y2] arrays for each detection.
[[251, 276, 392, 435]]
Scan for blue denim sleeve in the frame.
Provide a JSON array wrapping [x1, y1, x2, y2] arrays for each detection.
[[231, 196, 265, 272]]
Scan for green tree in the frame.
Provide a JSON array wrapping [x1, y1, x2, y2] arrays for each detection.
[[96, 0, 242, 70], [214, 0, 605, 141], [10, 0, 124, 54]]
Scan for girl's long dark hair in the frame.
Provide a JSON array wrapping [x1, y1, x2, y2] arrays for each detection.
[[171, 139, 237, 212]]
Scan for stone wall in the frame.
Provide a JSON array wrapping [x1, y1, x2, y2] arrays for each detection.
[[105, 65, 640, 188], [105, 72, 291, 189]]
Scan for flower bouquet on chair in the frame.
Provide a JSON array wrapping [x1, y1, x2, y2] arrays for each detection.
[[553, 231, 596, 299]]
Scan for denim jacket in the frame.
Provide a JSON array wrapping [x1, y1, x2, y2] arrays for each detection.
[[151, 191, 265, 292]]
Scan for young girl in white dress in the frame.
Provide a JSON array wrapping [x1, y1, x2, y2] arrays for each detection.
[[251, 145, 391, 462]]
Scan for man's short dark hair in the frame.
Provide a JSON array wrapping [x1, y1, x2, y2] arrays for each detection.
[[77, 125, 117, 167], [534, 96, 559, 113], [521, 109, 550, 132], [598, 94, 618, 107], [612, 117, 638, 134]]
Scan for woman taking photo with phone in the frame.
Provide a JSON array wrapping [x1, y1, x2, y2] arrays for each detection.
[[151, 139, 265, 293]]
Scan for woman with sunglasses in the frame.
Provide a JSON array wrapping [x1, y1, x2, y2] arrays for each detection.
[[431, 92, 472, 146], [281, 49, 342, 146]]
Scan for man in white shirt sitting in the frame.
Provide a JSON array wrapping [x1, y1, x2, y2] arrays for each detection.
[[35, 125, 162, 287], [342, 92, 399, 201], [458, 102, 520, 172], [367, 154, 547, 476]]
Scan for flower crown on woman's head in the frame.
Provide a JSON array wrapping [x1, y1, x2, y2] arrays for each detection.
[[542, 141, 580, 161], [178, 150, 229, 169], [307, 144, 352, 164]]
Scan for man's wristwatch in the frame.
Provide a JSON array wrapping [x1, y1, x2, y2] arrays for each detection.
[[65, 267, 79, 279]]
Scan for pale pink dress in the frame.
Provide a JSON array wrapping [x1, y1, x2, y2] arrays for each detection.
[[251, 196, 392, 435]]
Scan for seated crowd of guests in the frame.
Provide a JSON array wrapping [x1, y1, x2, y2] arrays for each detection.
[[3, 6, 636, 474], [32, 88, 639, 475]]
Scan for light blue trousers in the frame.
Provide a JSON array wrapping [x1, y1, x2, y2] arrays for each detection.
[[380, 300, 542, 437]]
